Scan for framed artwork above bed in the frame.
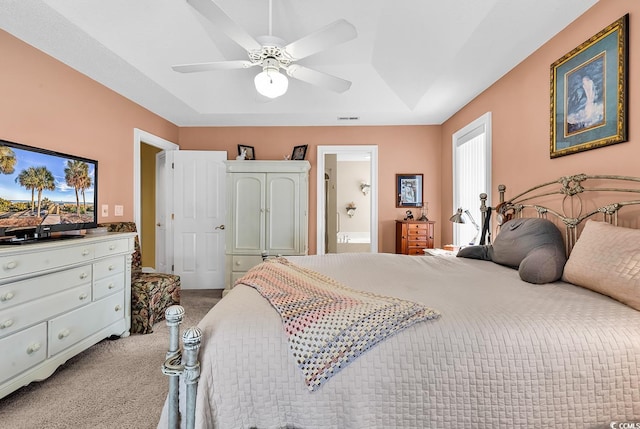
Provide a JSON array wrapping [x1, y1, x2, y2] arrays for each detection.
[[550, 14, 628, 158]]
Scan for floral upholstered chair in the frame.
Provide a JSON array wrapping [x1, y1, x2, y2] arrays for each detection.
[[99, 222, 181, 334]]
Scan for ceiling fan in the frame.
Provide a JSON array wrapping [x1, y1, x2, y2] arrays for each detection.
[[173, 0, 357, 98]]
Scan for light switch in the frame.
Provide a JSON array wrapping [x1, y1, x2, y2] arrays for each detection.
[[114, 205, 124, 216], [101, 204, 109, 217]]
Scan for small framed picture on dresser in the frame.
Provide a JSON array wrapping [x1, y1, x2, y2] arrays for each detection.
[[291, 145, 308, 160], [237, 144, 255, 160]]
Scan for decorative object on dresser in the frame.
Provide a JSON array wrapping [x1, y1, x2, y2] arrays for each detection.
[[0, 232, 135, 400], [291, 144, 308, 160], [224, 160, 310, 295], [395, 220, 435, 255], [237, 144, 255, 160], [99, 222, 180, 334]]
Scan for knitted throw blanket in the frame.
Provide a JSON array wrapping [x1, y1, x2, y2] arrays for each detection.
[[236, 258, 440, 391]]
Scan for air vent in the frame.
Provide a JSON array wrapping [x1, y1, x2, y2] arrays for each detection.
[[337, 116, 360, 121]]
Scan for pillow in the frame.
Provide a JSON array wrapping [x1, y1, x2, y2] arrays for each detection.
[[457, 218, 566, 284], [562, 220, 640, 311], [456, 245, 491, 260]]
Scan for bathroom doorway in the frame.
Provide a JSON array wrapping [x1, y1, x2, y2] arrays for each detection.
[[316, 146, 378, 254]]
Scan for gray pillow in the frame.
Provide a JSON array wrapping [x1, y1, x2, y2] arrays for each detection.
[[457, 218, 566, 284]]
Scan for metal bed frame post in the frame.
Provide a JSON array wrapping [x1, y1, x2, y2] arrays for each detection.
[[163, 305, 185, 428], [162, 306, 203, 429], [183, 327, 203, 429]]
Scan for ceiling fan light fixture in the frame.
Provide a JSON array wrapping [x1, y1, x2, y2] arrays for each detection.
[[254, 59, 288, 98]]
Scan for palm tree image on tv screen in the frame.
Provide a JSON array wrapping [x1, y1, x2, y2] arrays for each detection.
[[0, 144, 95, 232]]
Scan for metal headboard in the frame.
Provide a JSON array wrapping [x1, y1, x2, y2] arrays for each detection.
[[479, 174, 640, 256]]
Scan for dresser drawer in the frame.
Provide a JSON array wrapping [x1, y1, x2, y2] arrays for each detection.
[[0, 265, 91, 311], [48, 293, 124, 357], [93, 273, 125, 300], [0, 284, 91, 340], [94, 238, 131, 259], [93, 256, 125, 280], [407, 223, 428, 232], [0, 245, 94, 280], [407, 248, 426, 255], [231, 255, 263, 273], [0, 323, 47, 385]]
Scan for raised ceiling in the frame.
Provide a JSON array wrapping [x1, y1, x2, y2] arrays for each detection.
[[1, 0, 598, 126]]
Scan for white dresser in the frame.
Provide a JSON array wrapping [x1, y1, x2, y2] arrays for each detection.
[[0, 232, 135, 399], [224, 160, 310, 293]]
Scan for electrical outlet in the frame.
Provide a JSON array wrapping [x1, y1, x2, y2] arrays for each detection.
[[101, 204, 109, 217], [115, 205, 124, 216]]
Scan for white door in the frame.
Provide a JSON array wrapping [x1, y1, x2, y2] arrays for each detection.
[[167, 150, 227, 289]]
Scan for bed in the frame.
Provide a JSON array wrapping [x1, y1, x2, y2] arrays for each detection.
[[159, 174, 640, 428]]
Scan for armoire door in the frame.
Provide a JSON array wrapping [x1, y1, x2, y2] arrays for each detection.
[[230, 172, 265, 254], [266, 172, 301, 255]]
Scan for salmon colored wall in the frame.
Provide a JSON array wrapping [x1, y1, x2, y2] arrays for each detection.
[[440, 0, 636, 245], [178, 126, 442, 253], [0, 30, 178, 223]]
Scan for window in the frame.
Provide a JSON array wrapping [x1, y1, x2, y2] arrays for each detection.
[[452, 112, 492, 246]]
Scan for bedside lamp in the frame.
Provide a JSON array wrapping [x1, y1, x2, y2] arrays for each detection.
[[449, 208, 480, 245]]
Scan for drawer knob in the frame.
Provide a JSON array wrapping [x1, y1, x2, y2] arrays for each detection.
[[114, 305, 122, 312], [108, 283, 115, 289], [235, 261, 241, 266], [80, 272, 89, 280], [79, 293, 89, 301], [5, 261, 17, 270], [82, 249, 90, 256], [26, 343, 41, 355], [58, 329, 70, 340], [0, 292, 14, 302], [108, 265, 115, 271], [109, 244, 116, 250], [0, 319, 14, 329]]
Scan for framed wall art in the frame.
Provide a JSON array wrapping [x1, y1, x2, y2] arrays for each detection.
[[550, 14, 628, 158], [396, 174, 423, 208], [237, 144, 255, 160]]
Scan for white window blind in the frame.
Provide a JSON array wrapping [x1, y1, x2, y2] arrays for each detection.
[[452, 113, 492, 246]]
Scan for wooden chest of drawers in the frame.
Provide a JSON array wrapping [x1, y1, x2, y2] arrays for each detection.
[[395, 220, 435, 255]]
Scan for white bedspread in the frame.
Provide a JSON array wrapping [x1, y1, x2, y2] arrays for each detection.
[[159, 253, 640, 428]]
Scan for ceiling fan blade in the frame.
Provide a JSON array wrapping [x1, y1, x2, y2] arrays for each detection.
[[187, 0, 262, 52], [286, 64, 351, 93], [172, 60, 255, 73], [285, 19, 357, 60]]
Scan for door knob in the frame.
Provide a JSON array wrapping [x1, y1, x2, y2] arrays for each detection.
[[215, 225, 225, 230]]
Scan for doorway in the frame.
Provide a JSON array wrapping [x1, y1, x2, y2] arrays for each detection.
[[133, 128, 178, 269], [316, 145, 378, 254]]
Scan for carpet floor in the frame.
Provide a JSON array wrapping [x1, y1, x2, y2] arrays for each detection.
[[0, 289, 221, 429]]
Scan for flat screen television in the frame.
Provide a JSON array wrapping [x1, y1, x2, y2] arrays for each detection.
[[0, 139, 98, 243]]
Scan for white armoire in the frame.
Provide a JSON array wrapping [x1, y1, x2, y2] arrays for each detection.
[[224, 160, 310, 293]]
